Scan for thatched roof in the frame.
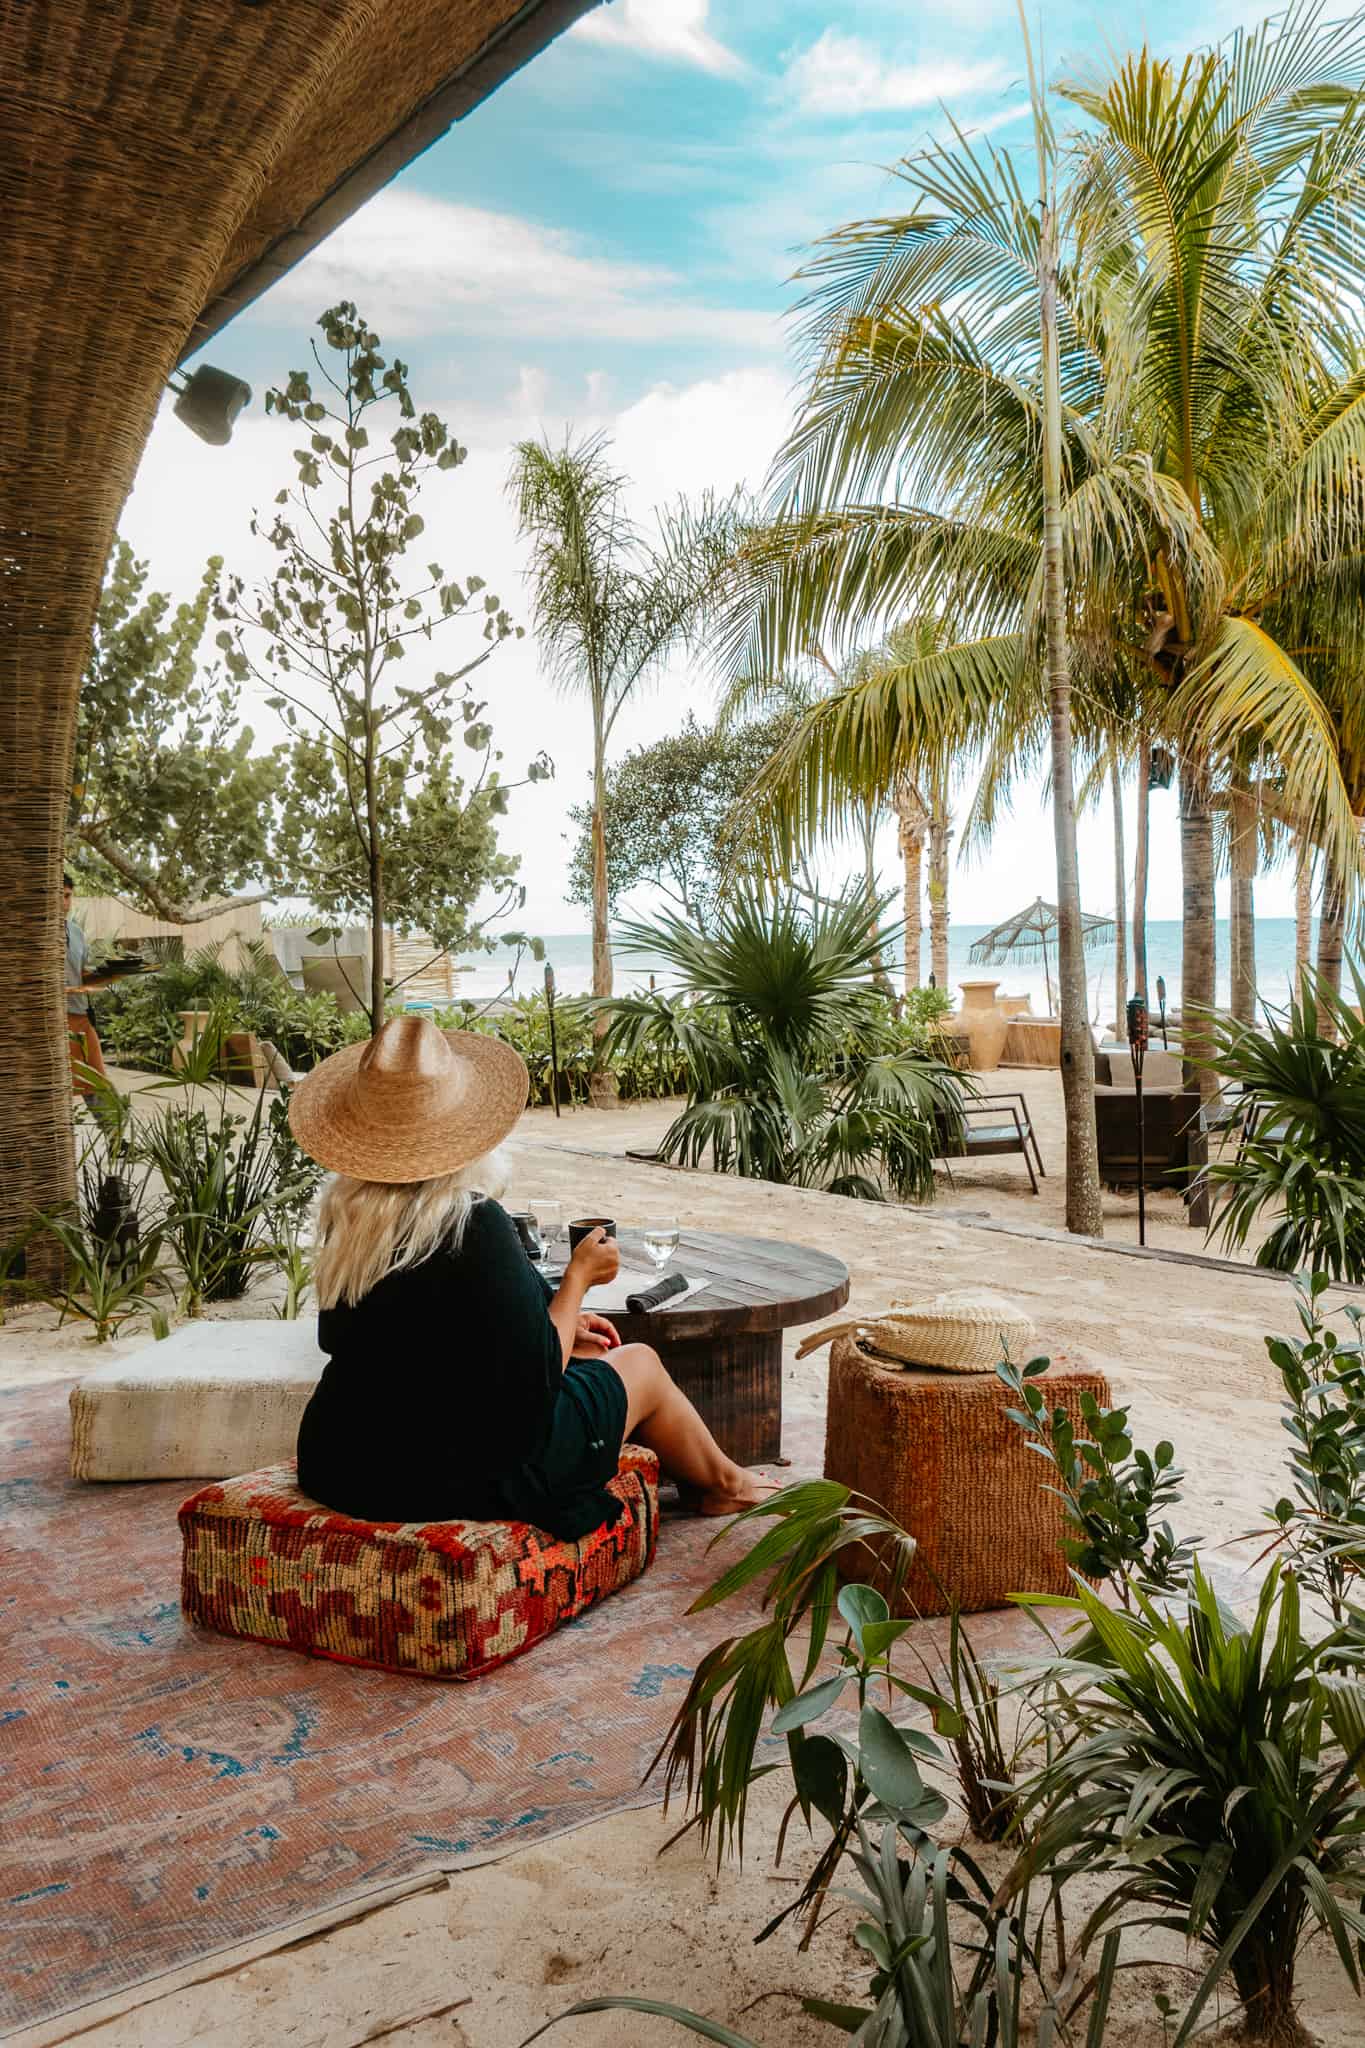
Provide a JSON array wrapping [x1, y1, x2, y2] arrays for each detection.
[[184, 0, 602, 357], [0, 0, 602, 1273]]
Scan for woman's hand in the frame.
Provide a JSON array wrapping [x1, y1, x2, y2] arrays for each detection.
[[573, 1310, 621, 1357], [568, 1226, 619, 1289]]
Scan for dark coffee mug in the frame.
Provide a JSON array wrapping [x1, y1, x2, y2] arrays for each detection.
[[568, 1216, 617, 1253]]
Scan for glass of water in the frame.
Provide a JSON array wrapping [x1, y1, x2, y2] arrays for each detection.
[[640, 1217, 680, 1272], [527, 1197, 563, 1265]]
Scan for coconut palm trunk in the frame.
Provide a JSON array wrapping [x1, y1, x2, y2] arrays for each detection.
[[1179, 757, 1218, 1081], [894, 781, 926, 992], [1111, 751, 1128, 1030], [1295, 839, 1314, 999], [928, 780, 951, 988], [1229, 780, 1257, 1027], [1317, 853, 1345, 1029], [1040, 200, 1103, 1235], [589, 732, 617, 1100]]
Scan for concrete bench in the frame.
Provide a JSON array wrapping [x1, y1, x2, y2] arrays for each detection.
[[69, 1317, 324, 1482]]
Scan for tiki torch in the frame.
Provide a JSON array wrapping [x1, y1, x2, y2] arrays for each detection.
[[544, 961, 561, 1118], [1155, 974, 1168, 1050], [1127, 991, 1149, 1247]]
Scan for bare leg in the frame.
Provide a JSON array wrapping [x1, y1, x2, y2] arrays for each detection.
[[606, 1343, 778, 1515]]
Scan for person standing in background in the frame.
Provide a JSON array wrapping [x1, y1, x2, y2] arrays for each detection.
[[64, 872, 106, 1093]]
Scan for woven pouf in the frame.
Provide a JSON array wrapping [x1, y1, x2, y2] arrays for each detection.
[[823, 1339, 1110, 1615], [179, 1445, 659, 1680]]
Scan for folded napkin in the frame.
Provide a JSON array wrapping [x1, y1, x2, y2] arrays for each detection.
[[584, 1271, 710, 1315], [625, 1271, 689, 1314]]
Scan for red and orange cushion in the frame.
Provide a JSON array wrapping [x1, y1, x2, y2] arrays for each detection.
[[179, 1445, 658, 1680]]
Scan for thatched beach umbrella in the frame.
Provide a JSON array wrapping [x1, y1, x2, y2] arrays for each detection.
[[969, 896, 1115, 1016], [0, 0, 598, 1275]]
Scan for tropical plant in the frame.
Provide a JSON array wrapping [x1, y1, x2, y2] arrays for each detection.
[[135, 1084, 319, 1313], [520, 1839, 1036, 2048], [216, 302, 548, 1027], [1204, 965, 1365, 1280], [510, 432, 737, 1099], [996, 1356, 1194, 1601], [1260, 1275, 1365, 1625], [1010, 1563, 1365, 2046], [39, 1211, 169, 1344], [598, 886, 963, 1200]]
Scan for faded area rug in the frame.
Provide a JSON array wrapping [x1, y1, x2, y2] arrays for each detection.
[[0, 1376, 806, 2034], [0, 1375, 1043, 2037]]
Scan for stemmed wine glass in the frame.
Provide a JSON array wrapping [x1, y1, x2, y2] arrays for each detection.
[[640, 1217, 680, 1273], [527, 1197, 564, 1269]]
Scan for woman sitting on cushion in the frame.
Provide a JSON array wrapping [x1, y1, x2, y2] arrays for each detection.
[[290, 1014, 771, 1540]]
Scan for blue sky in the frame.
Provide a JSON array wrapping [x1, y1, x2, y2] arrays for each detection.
[[123, 0, 1278, 951]]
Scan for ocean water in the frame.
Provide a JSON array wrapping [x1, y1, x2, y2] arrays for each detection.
[[456, 916, 1315, 1023]]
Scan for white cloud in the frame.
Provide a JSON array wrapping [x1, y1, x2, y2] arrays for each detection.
[[781, 31, 1008, 116], [572, 0, 745, 77], [265, 188, 777, 354], [117, 365, 792, 932]]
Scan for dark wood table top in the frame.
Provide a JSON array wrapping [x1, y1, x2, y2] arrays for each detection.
[[604, 1228, 850, 1345]]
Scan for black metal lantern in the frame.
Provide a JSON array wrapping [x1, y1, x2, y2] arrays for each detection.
[[171, 364, 252, 445]]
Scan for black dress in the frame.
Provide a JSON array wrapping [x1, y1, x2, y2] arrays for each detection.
[[296, 1196, 628, 1541]]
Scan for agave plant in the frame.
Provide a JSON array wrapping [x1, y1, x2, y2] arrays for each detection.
[[1203, 964, 1365, 1280], [597, 886, 965, 1201]]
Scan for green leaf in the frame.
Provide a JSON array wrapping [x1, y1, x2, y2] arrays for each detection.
[[837, 1582, 890, 1655], [771, 1673, 848, 1734], [517, 1998, 762, 2046], [858, 1705, 948, 1820], [792, 1731, 848, 1826], [799, 1998, 874, 2032]]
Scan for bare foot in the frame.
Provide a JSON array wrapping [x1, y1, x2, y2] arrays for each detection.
[[684, 1474, 783, 1517]]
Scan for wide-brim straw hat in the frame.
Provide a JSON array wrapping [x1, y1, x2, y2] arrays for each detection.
[[798, 1290, 1036, 1374], [288, 1015, 529, 1183]]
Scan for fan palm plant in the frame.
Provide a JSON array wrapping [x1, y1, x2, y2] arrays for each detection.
[[510, 434, 737, 1101], [597, 886, 964, 1200]]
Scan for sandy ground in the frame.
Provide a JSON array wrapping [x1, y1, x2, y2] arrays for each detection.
[[6, 1071, 1361, 2048]]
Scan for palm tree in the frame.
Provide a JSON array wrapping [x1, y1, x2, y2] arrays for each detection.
[[511, 433, 735, 1101], [717, 630, 950, 997], [1062, 12, 1365, 1068], [718, 8, 1365, 1222]]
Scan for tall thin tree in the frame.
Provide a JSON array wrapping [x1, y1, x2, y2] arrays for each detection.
[[511, 434, 734, 1100]]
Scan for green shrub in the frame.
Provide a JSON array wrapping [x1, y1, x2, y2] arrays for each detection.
[[1013, 1564, 1365, 2047], [598, 887, 964, 1198], [1204, 964, 1365, 1280]]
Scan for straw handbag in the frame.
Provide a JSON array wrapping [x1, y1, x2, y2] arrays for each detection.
[[798, 1290, 1036, 1374]]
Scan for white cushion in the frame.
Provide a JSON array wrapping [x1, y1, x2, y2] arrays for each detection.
[[69, 1317, 325, 1482]]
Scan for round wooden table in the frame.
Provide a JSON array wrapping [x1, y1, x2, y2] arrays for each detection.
[[606, 1229, 850, 1466]]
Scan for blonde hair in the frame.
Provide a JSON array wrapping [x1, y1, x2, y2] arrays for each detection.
[[313, 1146, 510, 1310]]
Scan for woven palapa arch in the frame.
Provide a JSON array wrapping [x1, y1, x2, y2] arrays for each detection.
[[0, 0, 597, 1277]]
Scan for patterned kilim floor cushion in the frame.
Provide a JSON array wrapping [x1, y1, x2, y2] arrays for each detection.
[[180, 1445, 659, 1681]]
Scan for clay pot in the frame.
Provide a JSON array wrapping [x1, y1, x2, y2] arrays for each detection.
[[172, 1008, 214, 1071], [949, 979, 1009, 1071]]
